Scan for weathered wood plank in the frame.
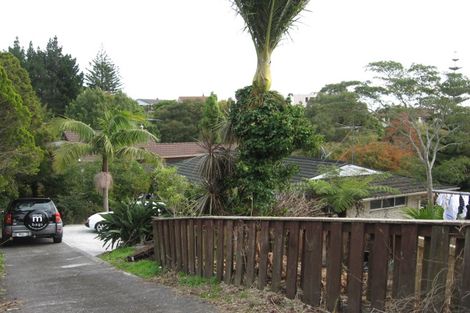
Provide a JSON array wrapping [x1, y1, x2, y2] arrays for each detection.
[[152, 221, 161, 266], [235, 221, 245, 286], [286, 222, 300, 299], [187, 219, 195, 275], [451, 237, 464, 311], [391, 235, 401, 298], [204, 219, 214, 278], [425, 225, 449, 310], [224, 220, 234, 284], [169, 220, 176, 268], [163, 220, 171, 267], [181, 220, 188, 273], [326, 222, 343, 312], [347, 222, 365, 313], [420, 236, 431, 295], [175, 220, 182, 271], [245, 221, 257, 287], [216, 220, 225, 281], [397, 225, 418, 300], [257, 221, 270, 289], [196, 219, 203, 276], [271, 221, 285, 292], [369, 223, 390, 311], [459, 227, 470, 311], [302, 222, 323, 307]]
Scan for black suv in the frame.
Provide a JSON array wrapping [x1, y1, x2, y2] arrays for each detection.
[[2, 198, 63, 243]]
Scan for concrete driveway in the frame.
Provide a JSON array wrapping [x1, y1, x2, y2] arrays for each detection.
[[63, 224, 111, 256], [0, 226, 217, 313]]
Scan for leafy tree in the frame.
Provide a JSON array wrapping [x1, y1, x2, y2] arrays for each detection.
[[199, 92, 224, 142], [0, 65, 43, 205], [0, 52, 44, 131], [361, 61, 470, 204], [51, 110, 158, 211], [339, 141, 414, 172], [232, 0, 310, 93], [85, 48, 122, 92], [9, 37, 83, 115], [434, 156, 470, 188], [153, 99, 204, 142], [151, 166, 197, 216], [66, 88, 144, 129], [306, 81, 381, 142]]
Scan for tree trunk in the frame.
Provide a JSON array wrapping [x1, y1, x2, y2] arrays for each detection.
[[425, 165, 434, 207], [102, 156, 109, 212], [253, 49, 272, 93]]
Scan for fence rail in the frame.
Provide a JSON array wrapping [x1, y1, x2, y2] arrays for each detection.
[[152, 217, 470, 312]]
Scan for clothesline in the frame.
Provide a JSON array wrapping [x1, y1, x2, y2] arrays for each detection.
[[433, 189, 470, 196]]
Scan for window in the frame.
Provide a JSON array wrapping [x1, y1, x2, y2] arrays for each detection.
[[370, 196, 407, 210]]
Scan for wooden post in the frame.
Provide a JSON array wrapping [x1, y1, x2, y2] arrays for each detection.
[[302, 221, 323, 307], [347, 223, 365, 313]]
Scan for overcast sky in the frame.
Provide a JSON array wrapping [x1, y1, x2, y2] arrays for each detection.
[[1, 0, 469, 100]]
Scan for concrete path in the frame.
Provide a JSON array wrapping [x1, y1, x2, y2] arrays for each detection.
[[63, 224, 111, 256], [1, 237, 217, 313]]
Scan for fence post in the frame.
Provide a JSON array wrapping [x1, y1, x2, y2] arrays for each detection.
[[152, 219, 161, 266]]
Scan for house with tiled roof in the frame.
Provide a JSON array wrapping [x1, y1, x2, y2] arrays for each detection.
[[63, 131, 205, 163], [173, 155, 457, 218]]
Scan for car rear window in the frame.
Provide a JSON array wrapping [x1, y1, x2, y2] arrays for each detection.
[[10, 200, 56, 214]]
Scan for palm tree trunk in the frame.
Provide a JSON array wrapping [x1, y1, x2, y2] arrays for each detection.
[[102, 156, 109, 212], [253, 49, 272, 93]]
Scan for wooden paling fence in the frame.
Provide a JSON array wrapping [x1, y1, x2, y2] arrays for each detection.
[[152, 217, 470, 312]]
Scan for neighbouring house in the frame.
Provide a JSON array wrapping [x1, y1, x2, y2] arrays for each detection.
[[288, 92, 316, 106], [63, 131, 205, 163], [136, 98, 159, 113], [177, 96, 207, 103], [174, 155, 457, 218]]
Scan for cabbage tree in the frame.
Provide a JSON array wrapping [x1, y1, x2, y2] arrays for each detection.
[[232, 0, 310, 93]]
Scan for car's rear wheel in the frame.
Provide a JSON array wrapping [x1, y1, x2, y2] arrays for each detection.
[[53, 235, 62, 243], [95, 222, 105, 233]]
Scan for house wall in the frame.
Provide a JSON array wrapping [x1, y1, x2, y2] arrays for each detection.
[[346, 194, 422, 219]]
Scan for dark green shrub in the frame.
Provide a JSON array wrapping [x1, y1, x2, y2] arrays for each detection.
[[97, 200, 164, 248]]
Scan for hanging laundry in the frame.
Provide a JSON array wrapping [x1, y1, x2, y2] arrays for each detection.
[[466, 196, 470, 220], [457, 195, 466, 219]]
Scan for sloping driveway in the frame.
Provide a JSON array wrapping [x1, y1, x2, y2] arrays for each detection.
[[1, 226, 217, 313]]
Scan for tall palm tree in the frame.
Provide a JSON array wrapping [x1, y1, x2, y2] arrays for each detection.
[[52, 110, 158, 211], [232, 0, 310, 93]]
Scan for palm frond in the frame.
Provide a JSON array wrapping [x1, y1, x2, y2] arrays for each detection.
[[92, 133, 114, 160], [50, 117, 95, 142], [115, 146, 161, 164], [232, 0, 309, 51], [111, 129, 158, 147], [52, 142, 93, 172]]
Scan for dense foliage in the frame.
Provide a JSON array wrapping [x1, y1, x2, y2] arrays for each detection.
[[0, 57, 43, 205], [152, 99, 204, 142], [229, 86, 321, 214], [65, 88, 144, 130], [9, 37, 83, 115]]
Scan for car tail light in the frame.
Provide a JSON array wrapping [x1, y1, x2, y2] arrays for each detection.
[[4, 212, 12, 225], [54, 212, 62, 223]]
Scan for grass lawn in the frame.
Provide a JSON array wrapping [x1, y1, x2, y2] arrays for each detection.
[[99, 247, 161, 279]]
